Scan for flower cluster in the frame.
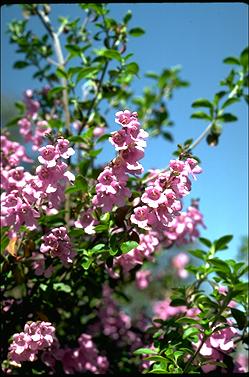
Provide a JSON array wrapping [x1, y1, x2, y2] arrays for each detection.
[[18, 90, 52, 151], [195, 322, 238, 373], [30, 252, 54, 278], [1, 138, 75, 232], [108, 230, 159, 277], [1, 135, 32, 169], [130, 159, 202, 232], [42, 333, 109, 375], [153, 299, 200, 321], [163, 201, 205, 247], [91, 110, 148, 213], [89, 284, 144, 351], [40, 227, 76, 266], [8, 321, 55, 365]]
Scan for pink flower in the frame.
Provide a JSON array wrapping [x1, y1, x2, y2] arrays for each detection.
[[110, 231, 159, 276], [18, 118, 32, 140], [38, 145, 58, 167], [130, 206, 150, 229], [186, 158, 203, 180], [234, 354, 249, 373], [93, 126, 105, 138], [193, 322, 238, 371], [110, 129, 132, 150], [153, 299, 186, 321], [56, 138, 75, 159], [40, 227, 76, 266], [31, 252, 53, 278], [135, 270, 152, 289], [171, 252, 189, 279], [141, 186, 166, 208], [8, 321, 56, 365], [115, 109, 138, 126], [75, 209, 98, 234], [121, 145, 144, 164]]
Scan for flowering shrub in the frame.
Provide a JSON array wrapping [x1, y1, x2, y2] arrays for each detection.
[[1, 4, 248, 375]]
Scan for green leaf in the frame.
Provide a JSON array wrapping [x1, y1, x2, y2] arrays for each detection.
[[76, 67, 100, 83], [96, 133, 111, 143], [223, 56, 241, 65], [192, 98, 213, 109], [123, 10, 132, 24], [80, 3, 107, 16], [214, 91, 227, 106], [5, 116, 22, 128], [202, 360, 227, 368], [129, 27, 145, 37], [174, 351, 184, 361], [13, 61, 29, 69], [94, 224, 108, 233], [66, 175, 88, 193], [148, 369, 167, 374], [100, 213, 110, 223], [162, 132, 174, 142], [183, 327, 199, 340], [175, 317, 199, 324], [69, 228, 85, 237], [1, 236, 9, 253], [96, 49, 122, 62], [217, 113, 238, 122], [89, 148, 102, 157], [91, 244, 106, 252], [191, 111, 211, 121], [15, 101, 25, 113], [47, 119, 64, 130], [68, 135, 85, 143], [133, 348, 158, 355], [188, 249, 206, 260], [81, 258, 93, 270], [144, 356, 167, 362], [199, 237, 212, 248], [240, 47, 249, 69], [53, 283, 71, 293], [214, 235, 233, 251], [56, 67, 68, 80], [170, 298, 187, 306], [75, 175, 88, 191], [221, 97, 239, 109], [109, 248, 119, 256], [125, 62, 139, 75], [231, 308, 247, 330], [120, 241, 139, 253], [65, 44, 82, 56], [48, 86, 66, 97], [208, 258, 232, 276]]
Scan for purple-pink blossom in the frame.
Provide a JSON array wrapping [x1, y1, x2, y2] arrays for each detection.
[[40, 227, 76, 266], [90, 110, 147, 216], [8, 321, 56, 365], [171, 252, 189, 279], [130, 159, 203, 234], [135, 270, 152, 289]]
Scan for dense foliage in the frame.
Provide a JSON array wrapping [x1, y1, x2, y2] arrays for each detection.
[[1, 4, 248, 375]]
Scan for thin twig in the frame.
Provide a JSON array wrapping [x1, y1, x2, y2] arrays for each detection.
[[187, 121, 213, 152], [35, 6, 71, 225]]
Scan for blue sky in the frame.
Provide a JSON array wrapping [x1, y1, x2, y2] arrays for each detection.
[[1, 4, 248, 259]]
